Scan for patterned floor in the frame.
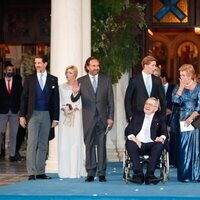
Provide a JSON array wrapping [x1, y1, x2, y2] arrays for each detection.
[[0, 157, 28, 187]]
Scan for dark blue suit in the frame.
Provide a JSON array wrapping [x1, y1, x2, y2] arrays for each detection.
[[125, 111, 168, 174]]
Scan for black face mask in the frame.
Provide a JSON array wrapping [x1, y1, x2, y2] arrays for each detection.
[[6, 72, 14, 78]]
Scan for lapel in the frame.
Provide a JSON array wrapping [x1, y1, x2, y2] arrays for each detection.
[[151, 75, 157, 95], [45, 74, 52, 100], [86, 74, 96, 97], [96, 74, 103, 97], [3, 78, 9, 94], [150, 113, 159, 137], [139, 73, 149, 96]]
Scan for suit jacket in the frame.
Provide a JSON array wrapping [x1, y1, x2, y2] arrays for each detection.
[[125, 111, 168, 141], [0, 77, 22, 114], [71, 73, 114, 133], [124, 72, 166, 120], [165, 83, 175, 110], [19, 73, 59, 123]]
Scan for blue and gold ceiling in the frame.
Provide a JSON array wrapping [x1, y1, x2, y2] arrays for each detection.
[[153, 0, 188, 23]]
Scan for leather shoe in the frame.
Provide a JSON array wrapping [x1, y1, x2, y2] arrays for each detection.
[[9, 156, 18, 162], [85, 176, 94, 182], [36, 174, 52, 179], [145, 173, 160, 185], [129, 172, 144, 184], [99, 176, 107, 182], [28, 175, 36, 180]]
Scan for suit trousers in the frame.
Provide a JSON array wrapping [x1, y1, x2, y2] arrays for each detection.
[[27, 111, 50, 175], [0, 110, 19, 156], [84, 115, 106, 177], [126, 140, 164, 174]]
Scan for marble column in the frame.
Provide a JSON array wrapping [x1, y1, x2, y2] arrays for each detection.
[[107, 73, 129, 161], [46, 0, 91, 172]]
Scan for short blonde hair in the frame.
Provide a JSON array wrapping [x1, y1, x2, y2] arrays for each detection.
[[141, 56, 157, 68], [179, 64, 196, 80], [65, 65, 78, 78]]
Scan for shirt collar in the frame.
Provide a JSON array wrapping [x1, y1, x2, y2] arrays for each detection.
[[37, 70, 47, 77], [142, 71, 151, 78]]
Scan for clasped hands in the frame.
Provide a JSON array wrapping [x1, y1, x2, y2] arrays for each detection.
[[130, 135, 164, 149]]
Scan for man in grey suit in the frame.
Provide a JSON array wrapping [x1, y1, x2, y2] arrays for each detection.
[[19, 54, 59, 180], [71, 56, 114, 182], [125, 55, 166, 122]]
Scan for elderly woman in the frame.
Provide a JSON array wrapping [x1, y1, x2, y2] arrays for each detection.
[[172, 64, 200, 182]]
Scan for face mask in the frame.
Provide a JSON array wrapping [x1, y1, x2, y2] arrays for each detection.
[[6, 72, 14, 78]]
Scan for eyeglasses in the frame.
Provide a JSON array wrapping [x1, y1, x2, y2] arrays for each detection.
[[145, 102, 157, 107]]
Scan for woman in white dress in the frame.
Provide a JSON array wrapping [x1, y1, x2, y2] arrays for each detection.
[[58, 65, 86, 178]]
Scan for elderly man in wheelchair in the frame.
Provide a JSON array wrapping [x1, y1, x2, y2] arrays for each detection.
[[125, 97, 168, 185]]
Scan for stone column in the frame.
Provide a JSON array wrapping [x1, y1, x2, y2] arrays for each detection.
[[107, 73, 129, 161], [46, 0, 91, 172]]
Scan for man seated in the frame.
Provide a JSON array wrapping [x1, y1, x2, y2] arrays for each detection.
[[125, 97, 168, 185]]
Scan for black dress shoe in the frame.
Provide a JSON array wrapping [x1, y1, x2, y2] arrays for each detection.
[[129, 172, 144, 184], [36, 174, 52, 179], [145, 174, 160, 185], [85, 176, 94, 182], [9, 156, 18, 162], [28, 175, 36, 180], [99, 176, 107, 182]]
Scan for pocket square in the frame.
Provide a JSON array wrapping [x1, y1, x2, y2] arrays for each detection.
[[52, 86, 55, 89]]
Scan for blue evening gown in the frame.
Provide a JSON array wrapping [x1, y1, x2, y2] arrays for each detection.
[[172, 83, 200, 182]]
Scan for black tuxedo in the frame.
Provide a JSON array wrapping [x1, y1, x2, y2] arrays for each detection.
[[0, 77, 22, 114], [124, 73, 166, 121], [125, 111, 168, 174]]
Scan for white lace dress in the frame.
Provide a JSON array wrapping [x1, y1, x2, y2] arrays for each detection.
[[58, 83, 86, 178]]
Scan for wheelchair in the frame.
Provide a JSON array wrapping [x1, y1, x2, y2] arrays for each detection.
[[123, 148, 169, 184]]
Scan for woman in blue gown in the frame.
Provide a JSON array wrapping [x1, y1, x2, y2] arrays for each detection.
[[172, 64, 200, 182]]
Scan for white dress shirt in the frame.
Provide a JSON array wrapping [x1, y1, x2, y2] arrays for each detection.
[[142, 71, 152, 96], [37, 71, 47, 90]]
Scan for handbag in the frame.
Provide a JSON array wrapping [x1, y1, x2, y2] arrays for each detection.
[[191, 115, 200, 129]]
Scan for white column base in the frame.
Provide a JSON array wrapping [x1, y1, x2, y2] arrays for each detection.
[[45, 129, 58, 173]]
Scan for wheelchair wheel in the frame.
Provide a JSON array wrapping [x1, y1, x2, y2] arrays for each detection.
[[160, 149, 169, 183]]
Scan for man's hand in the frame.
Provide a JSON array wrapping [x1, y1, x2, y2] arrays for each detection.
[[130, 135, 142, 148], [51, 120, 59, 128], [155, 136, 164, 144], [107, 119, 114, 127], [19, 117, 26, 128]]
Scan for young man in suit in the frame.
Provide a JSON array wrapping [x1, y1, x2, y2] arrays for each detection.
[[71, 56, 114, 182], [124, 56, 166, 122], [19, 54, 59, 180], [125, 97, 168, 185], [0, 62, 23, 161]]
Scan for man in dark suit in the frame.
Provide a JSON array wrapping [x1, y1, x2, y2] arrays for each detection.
[[0, 62, 22, 161], [19, 54, 59, 180], [125, 97, 168, 185], [160, 72, 176, 167], [124, 56, 166, 122], [71, 56, 114, 182]]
